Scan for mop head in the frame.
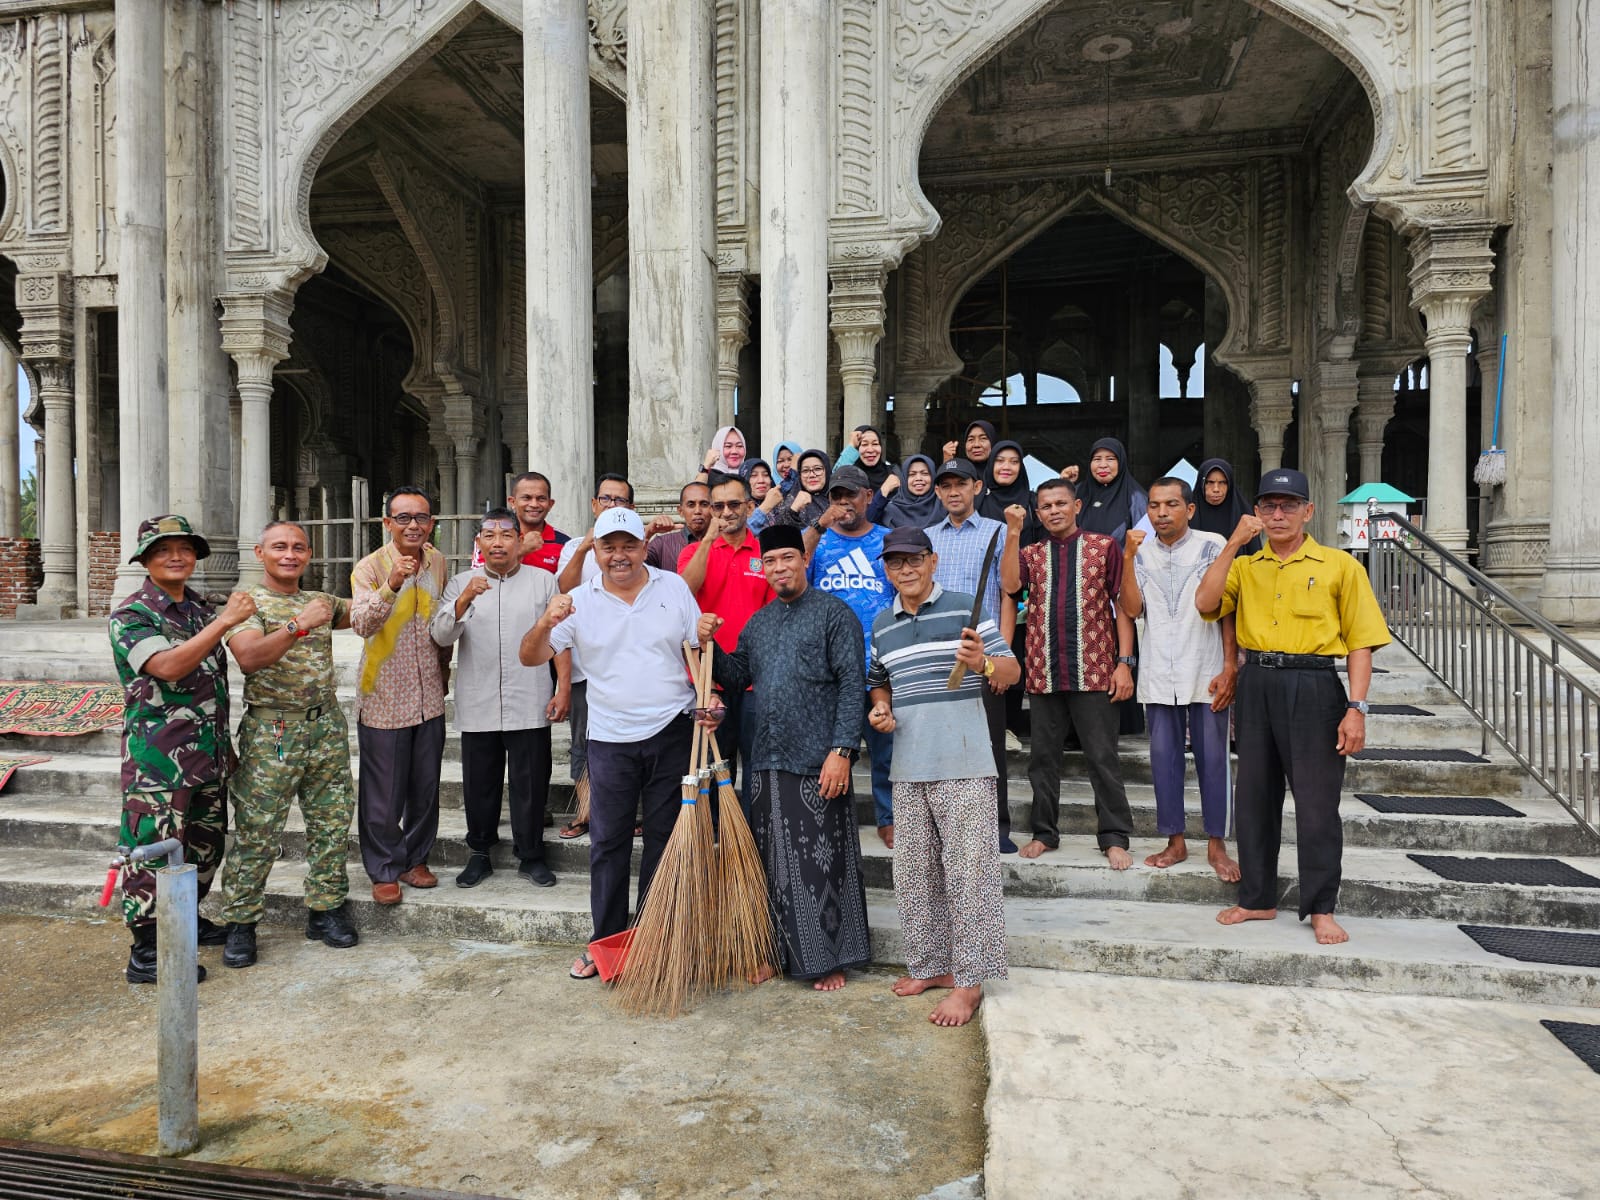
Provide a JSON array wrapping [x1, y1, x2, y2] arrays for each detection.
[[1474, 447, 1507, 487]]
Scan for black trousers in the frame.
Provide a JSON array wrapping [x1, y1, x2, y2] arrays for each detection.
[[982, 684, 1011, 843], [461, 727, 553, 863], [356, 716, 444, 883], [717, 685, 747, 795], [1026, 690, 1133, 850], [1233, 663, 1348, 916], [585, 715, 693, 941]]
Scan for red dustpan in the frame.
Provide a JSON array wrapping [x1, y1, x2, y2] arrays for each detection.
[[588, 929, 634, 982]]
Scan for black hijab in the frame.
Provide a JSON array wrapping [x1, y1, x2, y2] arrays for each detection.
[[883, 454, 943, 529], [851, 425, 894, 492], [1076, 436, 1145, 543], [1193, 457, 1259, 552], [772, 448, 832, 528], [962, 419, 998, 466], [979, 440, 1041, 544]]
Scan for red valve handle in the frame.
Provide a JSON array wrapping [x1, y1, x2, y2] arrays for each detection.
[[98, 865, 119, 907]]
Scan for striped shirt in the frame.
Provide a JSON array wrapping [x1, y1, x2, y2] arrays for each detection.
[[867, 585, 1012, 783], [926, 512, 1006, 625]]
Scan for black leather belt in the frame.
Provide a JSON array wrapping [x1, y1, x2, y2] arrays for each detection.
[[1245, 650, 1336, 670]]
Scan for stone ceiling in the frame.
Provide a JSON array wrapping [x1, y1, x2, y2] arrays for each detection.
[[919, 0, 1355, 184]]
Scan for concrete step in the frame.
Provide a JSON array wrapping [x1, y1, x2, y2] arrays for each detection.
[[7, 847, 1595, 1009]]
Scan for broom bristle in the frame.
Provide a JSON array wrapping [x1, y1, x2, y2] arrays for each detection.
[[710, 754, 777, 987]]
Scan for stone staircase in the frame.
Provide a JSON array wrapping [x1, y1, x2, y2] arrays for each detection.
[[1, 620, 1597, 1006]]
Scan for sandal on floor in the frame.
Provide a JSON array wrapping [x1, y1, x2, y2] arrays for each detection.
[[558, 821, 588, 840], [570, 951, 600, 980]]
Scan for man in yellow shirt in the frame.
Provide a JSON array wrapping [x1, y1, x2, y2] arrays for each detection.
[[1195, 468, 1390, 945]]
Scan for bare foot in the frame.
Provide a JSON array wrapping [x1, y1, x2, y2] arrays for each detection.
[[877, 824, 895, 850], [1207, 838, 1241, 883], [749, 963, 778, 985], [1309, 914, 1350, 945], [893, 973, 953, 997], [930, 985, 983, 1027], [813, 970, 847, 992], [1144, 836, 1187, 869], [1104, 845, 1134, 870], [1216, 905, 1277, 926], [1017, 839, 1054, 860]]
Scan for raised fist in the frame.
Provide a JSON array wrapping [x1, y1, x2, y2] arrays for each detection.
[[1232, 514, 1266, 546], [1004, 503, 1028, 532], [1124, 529, 1146, 555], [542, 593, 575, 626], [219, 591, 256, 628], [298, 596, 334, 630]]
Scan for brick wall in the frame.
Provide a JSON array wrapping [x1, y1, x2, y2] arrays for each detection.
[[88, 532, 120, 617], [0, 538, 42, 618]]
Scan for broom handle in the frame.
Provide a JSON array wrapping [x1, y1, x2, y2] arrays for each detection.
[[1490, 332, 1507, 447], [684, 641, 706, 774]]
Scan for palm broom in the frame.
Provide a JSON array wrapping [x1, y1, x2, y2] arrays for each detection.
[[695, 641, 778, 987], [611, 648, 719, 1016]]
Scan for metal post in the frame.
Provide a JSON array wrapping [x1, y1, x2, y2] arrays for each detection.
[[155, 857, 199, 1155]]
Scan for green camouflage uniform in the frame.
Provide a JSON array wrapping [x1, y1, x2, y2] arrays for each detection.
[[109, 579, 232, 928], [220, 587, 356, 923]]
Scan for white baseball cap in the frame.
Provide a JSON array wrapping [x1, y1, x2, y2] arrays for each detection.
[[593, 507, 646, 542]]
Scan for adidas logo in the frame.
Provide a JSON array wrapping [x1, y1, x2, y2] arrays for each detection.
[[818, 547, 885, 595]]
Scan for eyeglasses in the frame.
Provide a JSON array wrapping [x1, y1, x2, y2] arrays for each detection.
[[594, 495, 632, 508], [1256, 499, 1306, 514], [799, 466, 827, 476], [708, 500, 746, 513], [388, 512, 433, 526], [883, 553, 930, 571]]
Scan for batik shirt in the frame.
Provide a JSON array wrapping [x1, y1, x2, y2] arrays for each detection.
[[109, 578, 232, 792], [223, 586, 348, 712], [1016, 530, 1123, 694]]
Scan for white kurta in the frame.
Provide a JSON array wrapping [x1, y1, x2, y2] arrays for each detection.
[[431, 565, 558, 733], [1132, 528, 1227, 706]]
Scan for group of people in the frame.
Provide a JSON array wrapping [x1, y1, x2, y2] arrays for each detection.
[[109, 417, 1388, 1021]]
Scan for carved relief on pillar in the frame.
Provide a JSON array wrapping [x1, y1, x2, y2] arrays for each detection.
[[1407, 222, 1495, 352], [715, 272, 751, 428], [835, 0, 887, 221], [1227, 355, 1294, 476], [0, 21, 28, 246], [714, 0, 749, 248], [16, 272, 72, 364], [830, 262, 888, 433]]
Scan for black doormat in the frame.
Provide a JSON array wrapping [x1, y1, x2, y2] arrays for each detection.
[[1357, 793, 1524, 818], [1541, 1021, 1600, 1074], [1409, 855, 1600, 888], [1460, 924, 1600, 967], [1355, 748, 1489, 763], [1368, 704, 1435, 716]]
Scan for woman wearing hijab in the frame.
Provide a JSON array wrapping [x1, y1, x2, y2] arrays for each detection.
[[880, 455, 942, 529], [979, 440, 1040, 543], [769, 448, 832, 528], [942, 418, 998, 468], [1074, 436, 1147, 736], [743, 458, 778, 534], [772, 441, 803, 497], [1075, 437, 1147, 547], [1192, 458, 1261, 555], [699, 425, 748, 478], [834, 425, 895, 492]]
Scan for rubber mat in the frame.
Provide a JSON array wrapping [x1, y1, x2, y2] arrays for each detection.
[[1409, 855, 1600, 887], [1356, 793, 1524, 817], [1354, 748, 1488, 763], [1367, 703, 1434, 716], [1460, 925, 1600, 968], [1541, 1021, 1600, 1075]]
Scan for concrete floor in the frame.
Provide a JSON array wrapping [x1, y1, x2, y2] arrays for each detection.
[[1, 915, 985, 1199], [984, 968, 1600, 1200]]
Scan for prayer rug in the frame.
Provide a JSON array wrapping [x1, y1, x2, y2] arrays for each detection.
[[0, 753, 50, 790], [0, 681, 122, 736], [1356, 793, 1524, 818], [1541, 1021, 1600, 1075], [1409, 854, 1600, 888], [1460, 925, 1600, 969]]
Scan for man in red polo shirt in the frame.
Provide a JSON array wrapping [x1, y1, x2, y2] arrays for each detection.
[[680, 472, 774, 793], [473, 472, 569, 573]]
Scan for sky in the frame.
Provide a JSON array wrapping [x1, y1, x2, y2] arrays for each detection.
[[16, 363, 35, 476]]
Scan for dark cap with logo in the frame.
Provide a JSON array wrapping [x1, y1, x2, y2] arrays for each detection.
[[827, 465, 872, 495], [933, 459, 979, 483], [879, 527, 934, 558], [1255, 468, 1310, 502]]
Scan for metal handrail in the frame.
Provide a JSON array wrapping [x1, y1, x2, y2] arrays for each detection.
[[1368, 507, 1599, 838]]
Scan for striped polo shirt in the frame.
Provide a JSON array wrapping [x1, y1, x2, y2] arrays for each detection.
[[867, 584, 1012, 783]]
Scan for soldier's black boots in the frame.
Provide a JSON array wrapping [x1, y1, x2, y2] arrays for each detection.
[[223, 922, 258, 968], [197, 916, 229, 946], [306, 903, 359, 948], [126, 924, 207, 984]]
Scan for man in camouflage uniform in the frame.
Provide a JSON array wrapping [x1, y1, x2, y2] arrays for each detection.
[[219, 520, 359, 967], [110, 514, 256, 984]]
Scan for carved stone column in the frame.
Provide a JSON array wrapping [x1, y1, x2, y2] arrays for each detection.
[[830, 264, 887, 438], [113, 0, 169, 600], [629, 0, 717, 504], [893, 371, 947, 462], [1233, 363, 1294, 477], [1311, 359, 1360, 542], [17, 273, 77, 612], [219, 292, 294, 587], [501, 391, 528, 477], [759, 0, 829, 456], [1354, 369, 1398, 486], [0, 345, 17, 537], [1541, 0, 1600, 621], [524, 0, 595, 526], [716, 272, 751, 429], [447, 402, 487, 518], [1407, 224, 1494, 555]]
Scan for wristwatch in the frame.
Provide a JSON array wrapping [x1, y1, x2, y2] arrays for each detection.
[[830, 746, 854, 759], [982, 656, 996, 678], [284, 619, 299, 637], [1117, 656, 1137, 666], [1347, 700, 1370, 715]]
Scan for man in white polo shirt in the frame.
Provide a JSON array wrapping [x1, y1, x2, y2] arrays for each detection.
[[521, 506, 704, 980]]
